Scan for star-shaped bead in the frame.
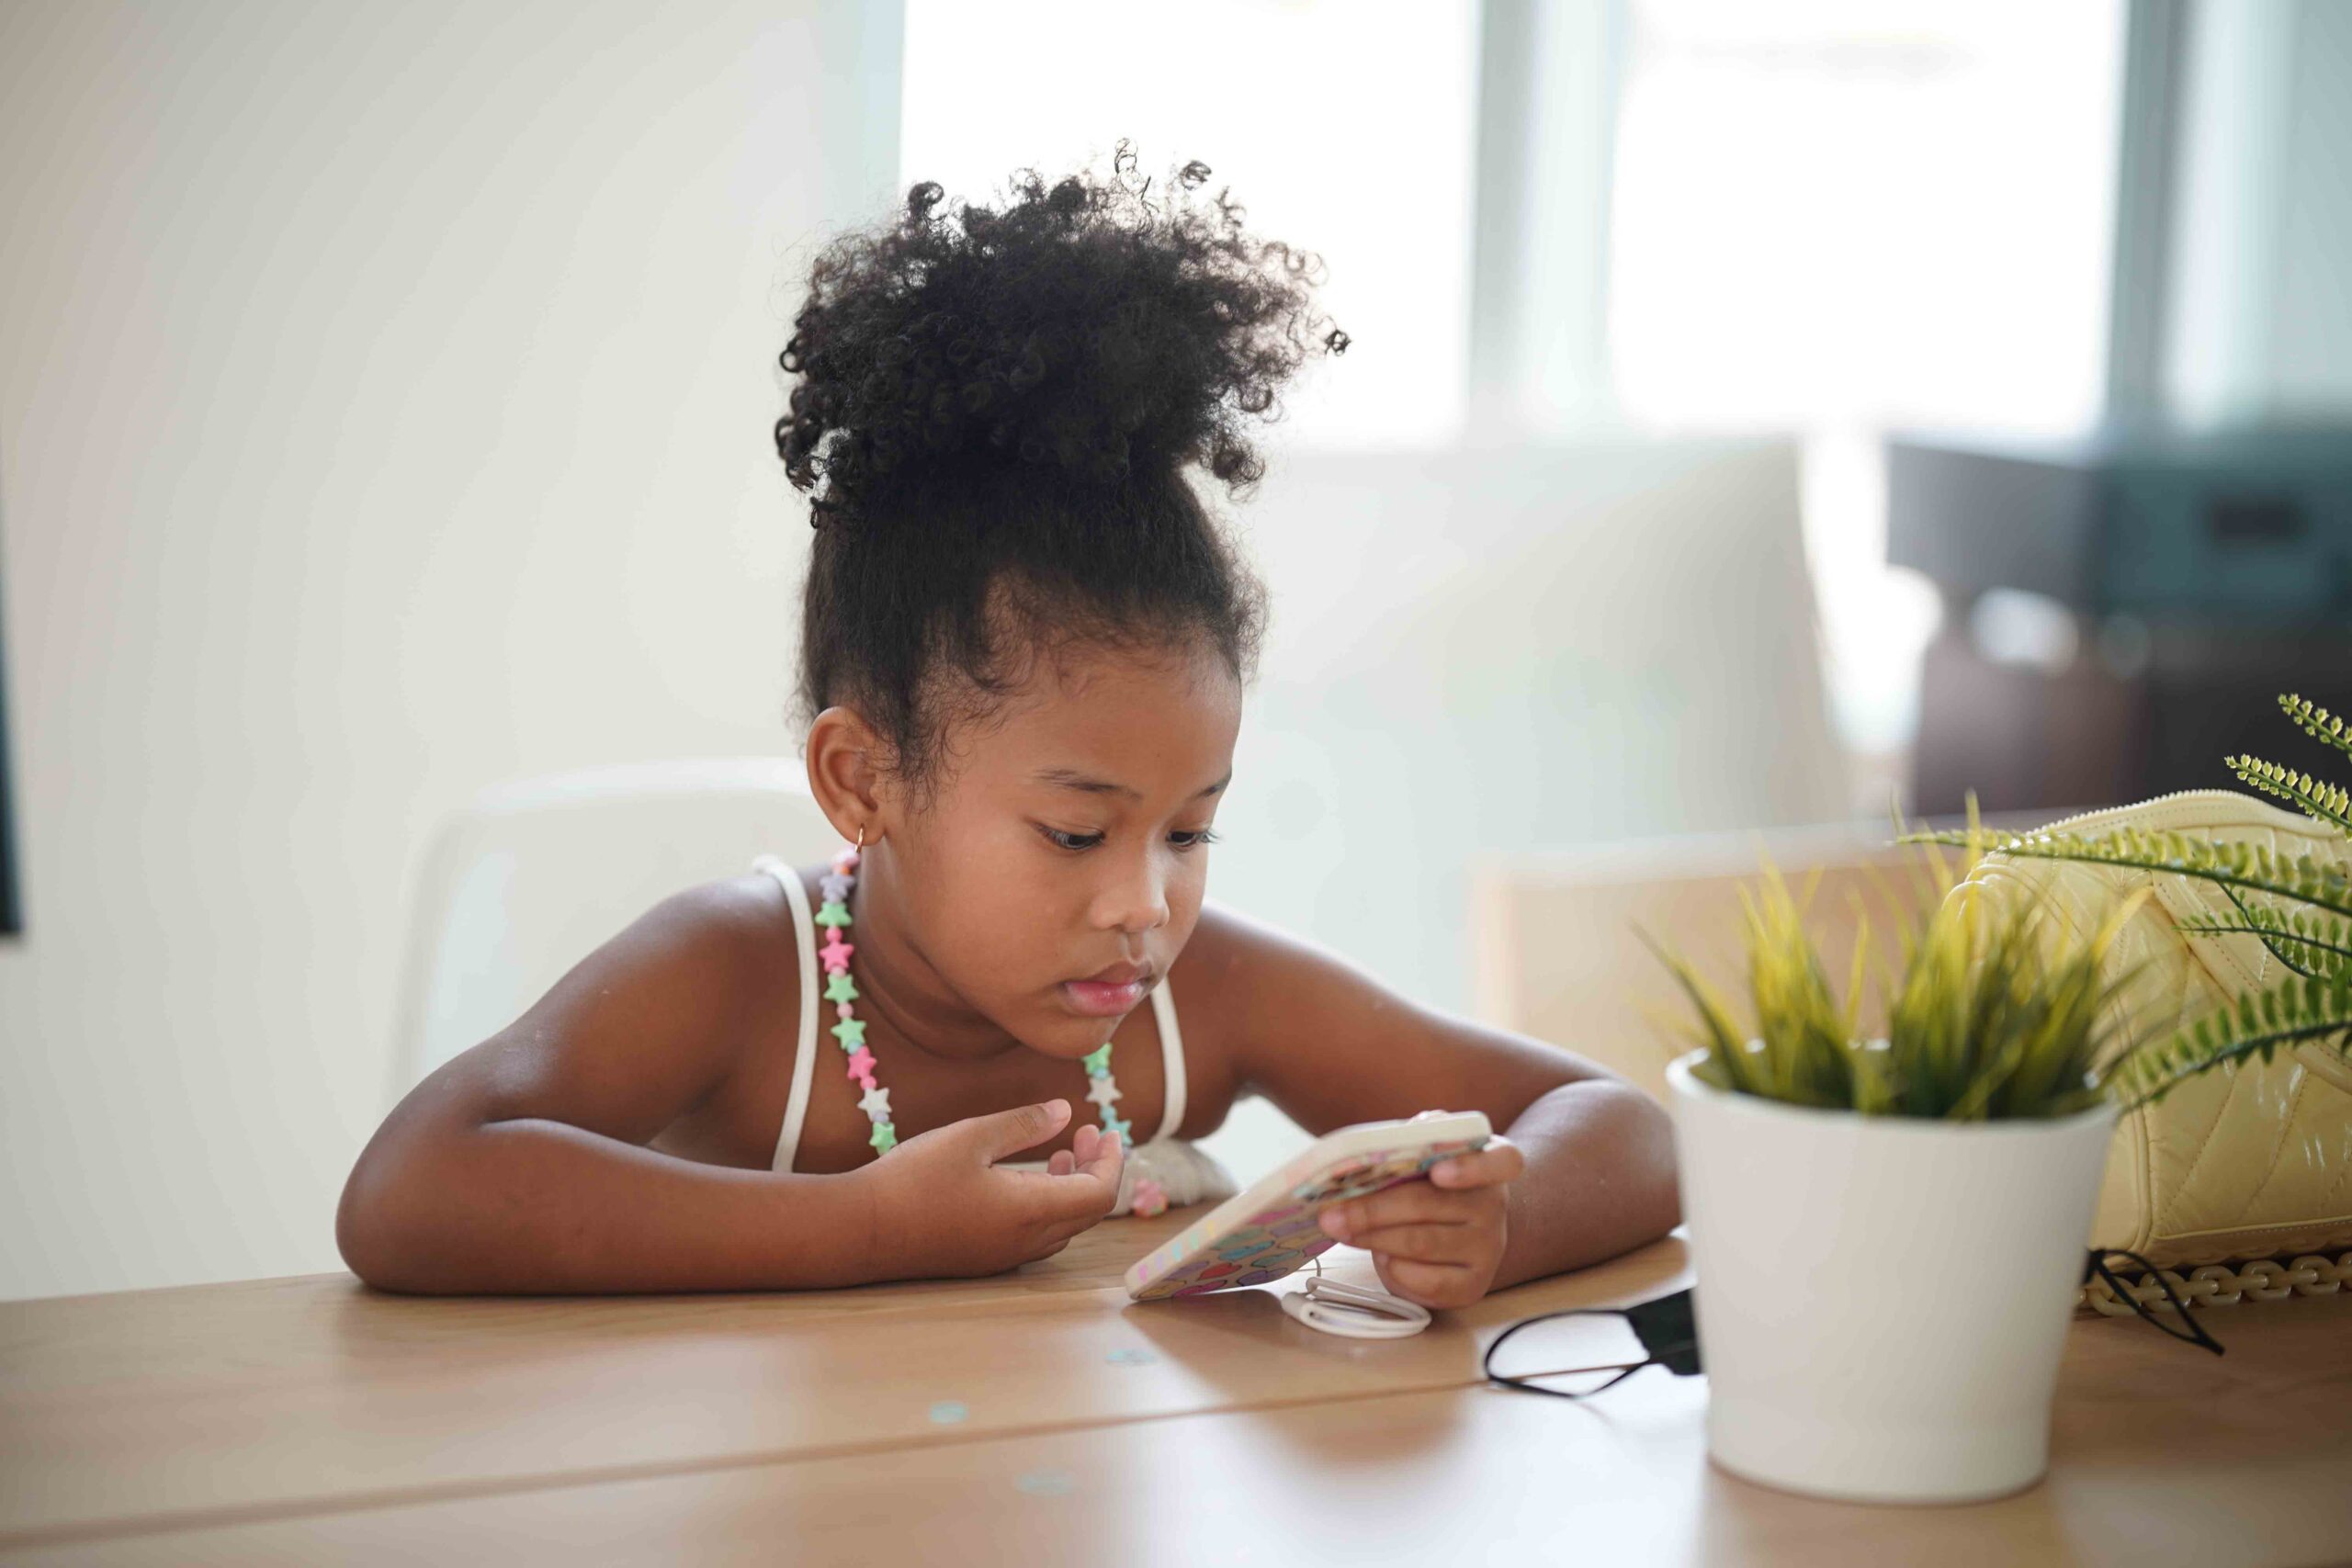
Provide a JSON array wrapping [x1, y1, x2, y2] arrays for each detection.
[[814, 900, 853, 929], [1086, 1077, 1123, 1109], [868, 1122, 896, 1153], [858, 1084, 892, 1122], [1081, 1044, 1113, 1077], [824, 973, 859, 1005], [820, 936, 854, 972], [820, 872, 853, 903], [1102, 1113, 1132, 1143], [831, 1018, 867, 1049]]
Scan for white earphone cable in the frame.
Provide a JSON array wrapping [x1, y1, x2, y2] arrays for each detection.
[[1280, 1256, 1433, 1339]]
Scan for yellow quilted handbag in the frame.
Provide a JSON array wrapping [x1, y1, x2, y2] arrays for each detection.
[[1958, 789, 2352, 1298]]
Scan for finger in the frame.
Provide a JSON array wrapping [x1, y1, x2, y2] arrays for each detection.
[[1072, 1122, 1100, 1162], [1319, 1183, 1469, 1242], [1078, 1125, 1125, 1195], [1028, 1198, 1116, 1259], [1036, 1204, 1108, 1249], [1080, 1123, 1123, 1181], [1046, 1148, 1076, 1176], [1346, 1222, 1481, 1264], [974, 1099, 1072, 1163], [1429, 1138, 1524, 1190], [1024, 1126, 1124, 1224], [1374, 1252, 1474, 1309]]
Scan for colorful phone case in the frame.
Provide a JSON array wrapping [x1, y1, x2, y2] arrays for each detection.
[[1125, 1111, 1492, 1301]]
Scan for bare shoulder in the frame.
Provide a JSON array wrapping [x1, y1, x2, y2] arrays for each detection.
[[588, 869, 798, 991], [1162, 900, 1408, 1109], [673, 866, 807, 1013], [1171, 899, 1610, 1138], [1174, 898, 1407, 1019], [361, 865, 809, 1165], [689, 865, 807, 945], [480, 867, 801, 1096]]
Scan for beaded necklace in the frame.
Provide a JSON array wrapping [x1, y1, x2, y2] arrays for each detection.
[[817, 834, 1136, 1167]]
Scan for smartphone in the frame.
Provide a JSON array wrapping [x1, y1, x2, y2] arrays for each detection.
[[1125, 1110, 1493, 1301]]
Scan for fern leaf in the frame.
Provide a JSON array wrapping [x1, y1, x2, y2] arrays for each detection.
[[2226, 753, 2352, 838], [2280, 693, 2352, 764], [2106, 970, 2352, 1111], [1901, 826, 2352, 919], [2176, 903, 2352, 978]]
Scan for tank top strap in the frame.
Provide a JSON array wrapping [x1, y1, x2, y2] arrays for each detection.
[[751, 855, 820, 1174], [1148, 976, 1186, 1143]]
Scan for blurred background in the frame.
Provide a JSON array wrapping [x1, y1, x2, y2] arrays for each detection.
[[2, 0, 2346, 1300]]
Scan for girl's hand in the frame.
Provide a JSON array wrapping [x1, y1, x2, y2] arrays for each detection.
[[863, 1099, 1125, 1280], [1316, 1137, 1526, 1310]]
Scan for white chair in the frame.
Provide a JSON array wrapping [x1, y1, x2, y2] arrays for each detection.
[[385, 757, 840, 1101]]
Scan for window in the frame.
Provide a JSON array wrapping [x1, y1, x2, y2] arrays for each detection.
[[1608, 0, 2126, 434], [1603, 0, 2128, 758], [898, 0, 1481, 451]]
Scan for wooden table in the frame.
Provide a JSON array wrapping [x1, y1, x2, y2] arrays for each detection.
[[4, 1214, 2347, 1565]]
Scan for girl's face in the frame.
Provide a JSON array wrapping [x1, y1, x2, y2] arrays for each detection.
[[875, 636, 1242, 1059]]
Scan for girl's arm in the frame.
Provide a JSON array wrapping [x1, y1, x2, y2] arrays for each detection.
[[1192, 903, 1680, 1294], [336, 879, 885, 1293]]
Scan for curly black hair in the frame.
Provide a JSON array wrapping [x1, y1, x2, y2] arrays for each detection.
[[775, 141, 1347, 808]]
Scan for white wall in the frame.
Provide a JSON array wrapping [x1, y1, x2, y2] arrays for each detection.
[[0, 0, 895, 1301]]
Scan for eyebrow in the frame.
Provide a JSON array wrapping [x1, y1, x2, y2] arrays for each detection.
[[1031, 766, 1232, 803]]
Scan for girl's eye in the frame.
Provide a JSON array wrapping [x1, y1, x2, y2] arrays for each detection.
[[1035, 827, 1222, 852]]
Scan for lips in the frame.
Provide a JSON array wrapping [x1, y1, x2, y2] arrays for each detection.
[[1059, 966, 1153, 1018]]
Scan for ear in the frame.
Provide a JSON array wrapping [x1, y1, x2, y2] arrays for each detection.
[[805, 705, 893, 842]]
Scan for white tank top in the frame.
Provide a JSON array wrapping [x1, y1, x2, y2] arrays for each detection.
[[752, 855, 1239, 1214]]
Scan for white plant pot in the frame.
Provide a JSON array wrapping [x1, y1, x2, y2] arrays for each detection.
[[1665, 1048, 2118, 1505]]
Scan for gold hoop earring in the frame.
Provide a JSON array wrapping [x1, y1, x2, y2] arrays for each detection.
[[855, 823, 867, 852]]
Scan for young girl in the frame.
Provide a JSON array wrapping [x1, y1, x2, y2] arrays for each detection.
[[338, 151, 1679, 1308]]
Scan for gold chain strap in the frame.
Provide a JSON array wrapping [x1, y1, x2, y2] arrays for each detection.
[[2080, 1251, 2352, 1315]]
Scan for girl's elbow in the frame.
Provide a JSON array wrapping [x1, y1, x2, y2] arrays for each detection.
[[336, 1161, 403, 1290], [336, 1139, 453, 1294], [1579, 1076, 1681, 1236], [1634, 1092, 1683, 1235]]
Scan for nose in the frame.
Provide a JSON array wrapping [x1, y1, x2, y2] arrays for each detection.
[[1092, 842, 1170, 942]]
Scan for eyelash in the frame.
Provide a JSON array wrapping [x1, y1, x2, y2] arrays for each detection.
[[1039, 826, 1221, 853]]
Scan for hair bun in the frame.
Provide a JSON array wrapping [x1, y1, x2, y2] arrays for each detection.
[[776, 141, 1347, 526]]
